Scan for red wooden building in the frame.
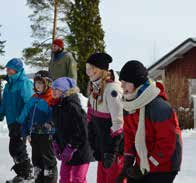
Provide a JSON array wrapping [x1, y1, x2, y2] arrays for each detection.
[[148, 38, 196, 128]]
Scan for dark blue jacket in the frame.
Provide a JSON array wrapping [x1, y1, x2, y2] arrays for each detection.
[[18, 88, 55, 136]]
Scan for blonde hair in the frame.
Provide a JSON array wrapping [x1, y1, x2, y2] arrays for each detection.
[[64, 87, 80, 97], [88, 68, 112, 103]]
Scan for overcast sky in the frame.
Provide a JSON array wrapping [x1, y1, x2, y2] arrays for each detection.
[[1, 0, 196, 71]]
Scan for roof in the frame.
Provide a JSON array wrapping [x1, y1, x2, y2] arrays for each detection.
[[148, 38, 196, 75]]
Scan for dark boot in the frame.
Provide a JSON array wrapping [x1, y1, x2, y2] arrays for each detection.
[[11, 159, 34, 181], [34, 166, 44, 183], [44, 166, 58, 183]]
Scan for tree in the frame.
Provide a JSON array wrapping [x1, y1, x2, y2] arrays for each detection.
[[24, 0, 105, 95], [0, 25, 5, 56], [66, 0, 105, 94], [23, 0, 71, 67]]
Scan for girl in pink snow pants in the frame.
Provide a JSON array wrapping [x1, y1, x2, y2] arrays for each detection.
[[51, 77, 94, 183]]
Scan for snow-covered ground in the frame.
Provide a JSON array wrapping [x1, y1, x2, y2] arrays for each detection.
[[0, 121, 196, 183], [0, 94, 195, 182]]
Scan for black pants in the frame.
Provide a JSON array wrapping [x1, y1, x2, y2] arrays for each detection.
[[8, 123, 31, 177], [127, 172, 177, 183], [31, 134, 57, 183]]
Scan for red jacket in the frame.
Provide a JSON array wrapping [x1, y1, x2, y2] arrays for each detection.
[[123, 82, 182, 173]]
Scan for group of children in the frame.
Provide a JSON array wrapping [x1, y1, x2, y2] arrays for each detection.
[[0, 52, 182, 183]]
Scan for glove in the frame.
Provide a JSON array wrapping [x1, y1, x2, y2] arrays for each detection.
[[103, 153, 116, 168], [61, 145, 77, 163], [52, 141, 62, 160], [116, 154, 135, 183], [126, 164, 145, 180], [112, 132, 124, 155]]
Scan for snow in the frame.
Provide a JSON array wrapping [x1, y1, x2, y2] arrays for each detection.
[[0, 95, 196, 182], [0, 124, 196, 182]]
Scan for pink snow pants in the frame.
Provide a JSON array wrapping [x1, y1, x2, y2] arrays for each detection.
[[97, 155, 126, 183], [60, 162, 89, 183]]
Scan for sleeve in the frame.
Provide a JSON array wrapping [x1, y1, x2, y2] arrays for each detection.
[[66, 54, 77, 81], [0, 87, 6, 121], [17, 98, 34, 137], [67, 104, 87, 148], [17, 100, 31, 125], [20, 80, 34, 104], [105, 83, 124, 133], [148, 111, 177, 168], [0, 102, 5, 121], [123, 114, 136, 156]]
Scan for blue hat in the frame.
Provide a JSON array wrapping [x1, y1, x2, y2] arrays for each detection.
[[6, 58, 23, 72], [52, 77, 76, 93]]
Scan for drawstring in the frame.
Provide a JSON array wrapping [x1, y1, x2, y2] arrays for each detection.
[[92, 96, 98, 114]]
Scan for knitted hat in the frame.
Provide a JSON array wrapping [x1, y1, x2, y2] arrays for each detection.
[[34, 70, 52, 82], [5, 58, 23, 72], [119, 60, 148, 88], [53, 39, 64, 49], [34, 70, 53, 92], [86, 53, 112, 70], [52, 77, 76, 93]]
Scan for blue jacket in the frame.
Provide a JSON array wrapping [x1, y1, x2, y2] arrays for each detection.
[[18, 88, 55, 136], [0, 69, 33, 125]]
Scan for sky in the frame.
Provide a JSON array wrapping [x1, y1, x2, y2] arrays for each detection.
[[1, 0, 196, 71]]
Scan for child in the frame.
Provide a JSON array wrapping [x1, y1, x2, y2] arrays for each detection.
[[51, 77, 93, 183], [18, 70, 57, 183], [117, 60, 182, 183], [86, 53, 124, 183], [0, 58, 34, 182]]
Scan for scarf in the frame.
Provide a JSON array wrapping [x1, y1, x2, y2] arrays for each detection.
[[122, 82, 160, 174]]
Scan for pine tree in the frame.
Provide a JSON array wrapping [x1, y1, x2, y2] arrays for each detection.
[[23, 0, 71, 67], [24, 0, 105, 95], [0, 25, 5, 57], [66, 0, 105, 94]]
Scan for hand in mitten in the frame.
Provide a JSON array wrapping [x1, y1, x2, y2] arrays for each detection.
[[127, 164, 146, 180], [111, 129, 124, 155], [116, 154, 135, 183], [61, 145, 77, 163], [103, 153, 117, 168], [52, 141, 62, 160]]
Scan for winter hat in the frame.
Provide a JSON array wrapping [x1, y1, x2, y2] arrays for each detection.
[[34, 70, 53, 92], [52, 39, 64, 49], [5, 58, 23, 72], [119, 60, 148, 88], [52, 77, 76, 93], [86, 53, 112, 70], [34, 70, 52, 82]]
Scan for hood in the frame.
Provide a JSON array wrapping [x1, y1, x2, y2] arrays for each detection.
[[156, 81, 168, 100], [33, 88, 53, 106]]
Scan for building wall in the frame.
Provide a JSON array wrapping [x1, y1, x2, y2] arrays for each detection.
[[165, 47, 196, 107]]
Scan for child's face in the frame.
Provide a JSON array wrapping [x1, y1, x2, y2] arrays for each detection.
[[52, 88, 63, 99], [86, 63, 102, 81], [6, 68, 16, 76], [35, 81, 45, 93], [121, 80, 135, 94]]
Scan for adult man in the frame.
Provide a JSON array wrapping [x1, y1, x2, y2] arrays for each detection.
[[49, 38, 77, 81]]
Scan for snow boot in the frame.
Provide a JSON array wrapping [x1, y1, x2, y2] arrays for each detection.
[[43, 166, 57, 183], [6, 159, 34, 183], [6, 175, 34, 183], [34, 166, 44, 183]]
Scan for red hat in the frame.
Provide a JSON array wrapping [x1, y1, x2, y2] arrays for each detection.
[[53, 39, 64, 49]]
